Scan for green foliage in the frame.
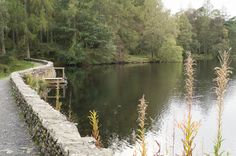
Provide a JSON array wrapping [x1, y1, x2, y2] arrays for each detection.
[[0, 0, 9, 55], [125, 54, 151, 63], [191, 53, 214, 60], [0, 0, 183, 64], [1, 0, 236, 63], [0, 56, 34, 78], [179, 3, 231, 56], [225, 17, 236, 53], [159, 38, 183, 62], [24, 73, 48, 98], [25, 74, 38, 89], [0, 64, 9, 74], [141, 0, 179, 60], [177, 13, 193, 51], [77, 13, 113, 49]]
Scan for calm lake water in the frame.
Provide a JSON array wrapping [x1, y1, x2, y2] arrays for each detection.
[[49, 61, 236, 155]]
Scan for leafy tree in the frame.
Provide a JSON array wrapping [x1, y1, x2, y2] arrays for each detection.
[[184, 1, 229, 56], [8, 0, 25, 49], [225, 17, 236, 53], [142, 0, 179, 61], [159, 37, 183, 62], [177, 13, 193, 51], [1, 0, 234, 64]]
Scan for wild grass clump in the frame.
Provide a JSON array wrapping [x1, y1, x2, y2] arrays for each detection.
[[214, 50, 232, 156], [25, 74, 48, 98], [136, 95, 148, 156], [88, 110, 103, 148], [179, 53, 200, 156], [25, 74, 37, 88]]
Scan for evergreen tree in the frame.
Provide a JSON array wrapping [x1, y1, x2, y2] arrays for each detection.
[[0, 0, 9, 55]]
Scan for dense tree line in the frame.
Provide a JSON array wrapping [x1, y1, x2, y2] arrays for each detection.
[[177, 1, 231, 56], [0, 0, 236, 65]]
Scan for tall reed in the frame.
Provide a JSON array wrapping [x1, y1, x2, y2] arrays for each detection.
[[88, 110, 103, 148], [55, 80, 62, 111], [179, 53, 200, 156], [214, 50, 232, 156], [136, 95, 148, 156], [68, 91, 73, 121]]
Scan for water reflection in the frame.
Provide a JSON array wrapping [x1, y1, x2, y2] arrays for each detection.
[[48, 61, 236, 155], [47, 82, 80, 124], [63, 63, 183, 147], [46, 83, 66, 112]]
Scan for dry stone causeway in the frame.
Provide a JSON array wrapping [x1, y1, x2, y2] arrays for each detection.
[[10, 59, 113, 156]]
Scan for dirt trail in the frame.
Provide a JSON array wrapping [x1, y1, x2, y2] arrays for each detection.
[[0, 78, 39, 155]]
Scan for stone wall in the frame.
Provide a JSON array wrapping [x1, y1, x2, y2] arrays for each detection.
[[10, 59, 113, 156]]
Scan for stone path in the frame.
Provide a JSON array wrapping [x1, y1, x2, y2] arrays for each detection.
[[0, 78, 39, 156]]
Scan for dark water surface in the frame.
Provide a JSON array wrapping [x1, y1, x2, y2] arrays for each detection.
[[49, 61, 236, 155]]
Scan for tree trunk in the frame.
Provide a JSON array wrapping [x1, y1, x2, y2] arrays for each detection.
[[16, 29, 19, 48], [24, 0, 27, 14], [46, 31, 49, 43], [12, 30, 16, 49], [26, 41, 30, 59], [40, 29, 43, 43], [1, 29, 6, 55], [50, 31, 53, 43], [74, 18, 77, 45], [24, 0, 30, 59]]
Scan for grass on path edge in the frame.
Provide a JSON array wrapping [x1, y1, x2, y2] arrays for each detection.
[[0, 60, 35, 79]]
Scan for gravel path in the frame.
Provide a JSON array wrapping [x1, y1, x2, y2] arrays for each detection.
[[0, 78, 39, 156]]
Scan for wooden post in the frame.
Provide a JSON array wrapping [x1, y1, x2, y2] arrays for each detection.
[[62, 68, 65, 79]]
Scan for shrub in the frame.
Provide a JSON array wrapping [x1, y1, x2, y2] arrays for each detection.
[[24, 74, 48, 98], [0, 64, 9, 73], [158, 38, 183, 62]]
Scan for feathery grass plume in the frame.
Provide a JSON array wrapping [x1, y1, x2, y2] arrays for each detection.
[[88, 110, 103, 148], [179, 52, 200, 156], [214, 50, 232, 156], [136, 95, 148, 156]]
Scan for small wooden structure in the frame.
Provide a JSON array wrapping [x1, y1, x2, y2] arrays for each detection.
[[44, 67, 67, 99], [44, 67, 67, 87], [46, 86, 66, 99], [54, 67, 66, 79]]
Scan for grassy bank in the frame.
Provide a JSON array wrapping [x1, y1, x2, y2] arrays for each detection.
[[123, 55, 157, 63], [192, 53, 214, 60], [0, 59, 34, 79], [126, 53, 235, 63]]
